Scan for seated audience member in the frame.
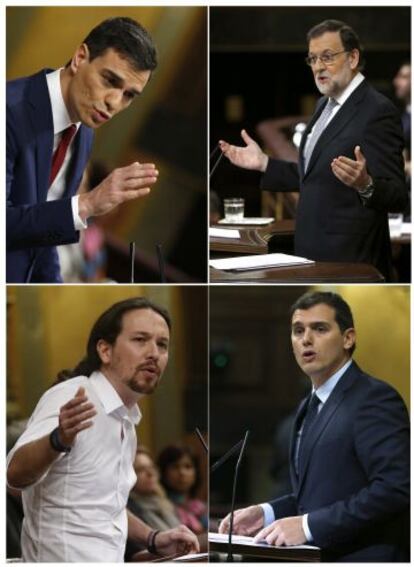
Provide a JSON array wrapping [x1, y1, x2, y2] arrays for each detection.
[[158, 445, 207, 534], [128, 447, 181, 530], [125, 447, 181, 561]]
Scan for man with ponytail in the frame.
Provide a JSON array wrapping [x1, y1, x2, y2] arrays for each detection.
[[7, 297, 199, 562]]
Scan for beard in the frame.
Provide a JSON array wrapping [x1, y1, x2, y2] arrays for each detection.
[[126, 368, 161, 395]]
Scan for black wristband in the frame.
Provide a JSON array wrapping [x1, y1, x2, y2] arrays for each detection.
[[147, 529, 160, 555], [49, 427, 72, 453]]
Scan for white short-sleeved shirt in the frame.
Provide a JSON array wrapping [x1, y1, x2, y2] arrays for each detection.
[[7, 371, 141, 562]]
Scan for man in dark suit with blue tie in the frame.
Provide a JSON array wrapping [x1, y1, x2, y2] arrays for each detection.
[[7, 17, 159, 282], [219, 20, 408, 281], [219, 291, 410, 562]]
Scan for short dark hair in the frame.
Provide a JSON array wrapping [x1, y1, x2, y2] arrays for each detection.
[[54, 297, 171, 383], [158, 445, 201, 498], [290, 291, 356, 355], [81, 17, 157, 72], [307, 19, 365, 70]]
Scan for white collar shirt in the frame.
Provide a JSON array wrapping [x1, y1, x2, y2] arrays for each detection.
[[45, 68, 86, 229], [312, 357, 353, 406], [7, 371, 141, 562], [304, 72, 365, 151]]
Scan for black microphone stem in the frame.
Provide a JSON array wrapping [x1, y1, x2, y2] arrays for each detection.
[[129, 242, 135, 283], [210, 439, 244, 474], [227, 430, 250, 562], [156, 243, 166, 283], [210, 143, 220, 160], [195, 427, 208, 453], [209, 151, 224, 179]]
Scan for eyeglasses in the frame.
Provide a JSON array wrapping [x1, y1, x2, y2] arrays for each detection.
[[305, 50, 348, 67]]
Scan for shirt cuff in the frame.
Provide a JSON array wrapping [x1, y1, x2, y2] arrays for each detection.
[[260, 503, 275, 527], [71, 195, 87, 230], [302, 513, 314, 542]]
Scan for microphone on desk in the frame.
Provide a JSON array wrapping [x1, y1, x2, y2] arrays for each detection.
[[210, 439, 244, 473], [129, 242, 135, 283], [210, 143, 225, 180], [156, 243, 166, 283], [227, 430, 249, 563]]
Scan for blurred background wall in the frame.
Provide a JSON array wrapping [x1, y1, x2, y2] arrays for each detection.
[[7, 6, 207, 282], [210, 285, 409, 517], [210, 6, 410, 216], [7, 285, 208, 499]]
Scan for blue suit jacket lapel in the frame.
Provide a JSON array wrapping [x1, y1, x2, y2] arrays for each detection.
[[27, 69, 54, 203], [289, 395, 309, 492], [295, 363, 359, 496], [64, 125, 92, 197]]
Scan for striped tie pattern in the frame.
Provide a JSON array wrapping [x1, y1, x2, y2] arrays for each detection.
[[303, 98, 338, 172]]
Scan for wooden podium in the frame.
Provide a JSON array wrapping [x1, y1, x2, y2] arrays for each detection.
[[210, 221, 384, 283], [210, 262, 384, 283], [209, 534, 321, 562]]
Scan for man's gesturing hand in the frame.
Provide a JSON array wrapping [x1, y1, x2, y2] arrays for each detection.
[[331, 145, 371, 190], [58, 387, 96, 448], [219, 130, 269, 172], [218, 505, 264, 536], [253, 516, 307, 547], [78, 161, 159, 221], [155, 525, 200, 557]]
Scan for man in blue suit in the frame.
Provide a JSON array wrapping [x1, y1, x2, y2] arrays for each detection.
[[7, 17, 159, 282], [219, 291, 410, 562]]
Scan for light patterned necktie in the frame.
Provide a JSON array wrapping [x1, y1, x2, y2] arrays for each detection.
[[303, 98, 338, 172]]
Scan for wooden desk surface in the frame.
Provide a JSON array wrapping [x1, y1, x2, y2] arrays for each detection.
[[210, 220, 294, 255], [210, 262, 384, 283], [209, 539, 321, 562], [210, 220, 410, 255]]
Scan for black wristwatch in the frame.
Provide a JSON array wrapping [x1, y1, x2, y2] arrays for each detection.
[[358, 180, 375, 200], [49, 427, 72, 453]]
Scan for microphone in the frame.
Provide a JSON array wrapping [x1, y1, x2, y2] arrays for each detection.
[[129, 241, 135, 283], [156, 243, 166, 283], [210, 150, 224, 180], [195, 427, 208, 453], [210, 439, 244, 474], [210, 144, 220, 160], [227, 430, 249, 562]]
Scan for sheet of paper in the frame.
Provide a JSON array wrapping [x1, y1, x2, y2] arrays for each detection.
[[208, 532, 319, 550], [173, 552, 209, 561], [209, 253, 314, 271], [209, 227, 240, 239], [402, 222, 412, 234], [218, 217, 274, 226]]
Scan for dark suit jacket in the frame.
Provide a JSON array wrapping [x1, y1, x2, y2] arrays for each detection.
[[6, 69, 94, 283], [260, 80, 408, 280], [270, 362, 410, 562]]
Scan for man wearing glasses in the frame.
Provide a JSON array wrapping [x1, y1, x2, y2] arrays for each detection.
[[219, 20, 407, 281]]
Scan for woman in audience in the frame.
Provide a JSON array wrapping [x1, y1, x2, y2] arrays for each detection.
[[128, 447, 180, 531], [158, 445, 207, 534]]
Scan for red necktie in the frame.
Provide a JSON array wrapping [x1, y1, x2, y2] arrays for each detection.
[[49, 124, 77, 187]]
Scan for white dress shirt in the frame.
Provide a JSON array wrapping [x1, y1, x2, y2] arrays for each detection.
[[7, 372, 141, 562], [45, 68, 87, 229], [260, 359, 353, 542]]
